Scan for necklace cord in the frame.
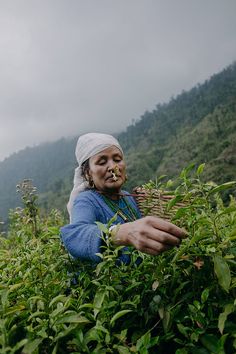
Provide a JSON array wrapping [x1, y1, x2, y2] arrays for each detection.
[[102, 194, 139, 222]]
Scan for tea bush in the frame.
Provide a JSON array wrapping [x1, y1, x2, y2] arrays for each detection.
[[0, 165, 236, 354]]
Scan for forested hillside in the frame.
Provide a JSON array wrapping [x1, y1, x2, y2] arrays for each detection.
[[0, 138, 77, 221], [0, 62, 236, 222], [121, 62, 236, 189]]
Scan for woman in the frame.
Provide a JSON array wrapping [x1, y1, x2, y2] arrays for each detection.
[[60, 133, 186, 263]]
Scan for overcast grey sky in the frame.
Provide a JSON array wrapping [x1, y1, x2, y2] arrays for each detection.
[[0, 0, 236, 161]]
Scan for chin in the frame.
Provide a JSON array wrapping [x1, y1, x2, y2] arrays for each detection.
[[104, 182, 123, 193]]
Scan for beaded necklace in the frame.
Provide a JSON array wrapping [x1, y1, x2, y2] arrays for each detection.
[[102, 194, 139, 222]]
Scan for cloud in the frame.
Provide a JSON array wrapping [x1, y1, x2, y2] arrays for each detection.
[[0, 0, 236, 160]]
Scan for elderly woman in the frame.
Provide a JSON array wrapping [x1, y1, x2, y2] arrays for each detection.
[[60, 133, 186, 263]]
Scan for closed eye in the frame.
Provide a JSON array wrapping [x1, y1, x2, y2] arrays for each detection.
[[113, 154, 122, 162], [98, 159, 106, 165]]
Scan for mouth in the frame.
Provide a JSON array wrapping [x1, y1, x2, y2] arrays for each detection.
[[106, 174, 120, 182]]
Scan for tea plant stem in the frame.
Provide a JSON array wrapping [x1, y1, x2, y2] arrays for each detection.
[[38, 261, 46, 296], [212, 217, 220, 242], [32, 215, 38, 238], [149, 318, 161, 333]]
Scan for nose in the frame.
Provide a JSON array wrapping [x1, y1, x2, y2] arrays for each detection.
[[108, 163, 119, 173]]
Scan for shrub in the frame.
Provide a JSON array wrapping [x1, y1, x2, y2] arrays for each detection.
[[0, 166, 236, 353]]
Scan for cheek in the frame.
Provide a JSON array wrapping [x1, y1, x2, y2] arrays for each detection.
[[120, 162, 126, 171], [93, 167, 106, 179], [119, 163, 126, 177]]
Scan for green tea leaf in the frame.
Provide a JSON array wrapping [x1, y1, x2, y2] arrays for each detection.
[[162, 309, 171, 333], [95, 221, 108, 234], [136, 331, 151, 351], [213, 255, 231, 292], [115, 345, 131, 354], [201, 288, 209, 303], [180, 163, 196, 178], [200, 334, 221, 353], [218, 303, 235, 334], [28, 311, 47, 321], [197, 163, 205, 175], [12, 339, 28, 352], [208, 181, 236, 195], [166, 195, 183, 210], [23, 338, 44, 354], [56, 314, 90, 324], [84, 327, 101, 344], [93, 290, 107, 317], [175, 349, 188, 354], [110, 310, 132, 326], [4, 304, 26, 316], [49, 294, 67, 308], [215, 206, 236, 220], [177, 323, 189, 338], [9, 282, 24, 292]]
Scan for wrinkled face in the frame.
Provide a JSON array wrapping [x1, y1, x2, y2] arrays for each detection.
[[88, 146, 126, 195]]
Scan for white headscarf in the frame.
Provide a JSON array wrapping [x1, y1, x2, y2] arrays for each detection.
[[67, 132, 123, 221]]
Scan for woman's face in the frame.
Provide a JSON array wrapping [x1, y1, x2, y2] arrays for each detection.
[[88, 146, 126, 195]]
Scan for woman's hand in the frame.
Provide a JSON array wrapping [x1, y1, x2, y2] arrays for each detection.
[[112, 216, 186, 255]]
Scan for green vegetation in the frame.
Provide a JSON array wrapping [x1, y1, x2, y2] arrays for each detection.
[[122, 63, 236, 190], [1, 62, 236, 221], [1, 166, 236, 353], [1, 57, 235, 353], [0, 138, 76, 222]]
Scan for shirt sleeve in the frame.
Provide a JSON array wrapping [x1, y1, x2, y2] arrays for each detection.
[[60, 195, 104, 263]]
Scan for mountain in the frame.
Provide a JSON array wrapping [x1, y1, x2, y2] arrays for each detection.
[[0, 138, 77, 221], [0, 62, 236, 222], [119, 62, 236, 188]]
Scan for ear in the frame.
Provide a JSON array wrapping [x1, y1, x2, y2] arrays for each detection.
[[85, 168, 92, 180]]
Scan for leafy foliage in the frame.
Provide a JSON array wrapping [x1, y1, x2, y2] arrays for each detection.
[[1, 167, 236, 353]]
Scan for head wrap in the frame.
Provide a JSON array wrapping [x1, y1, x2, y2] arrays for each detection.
[[67, 132, 123, 221]]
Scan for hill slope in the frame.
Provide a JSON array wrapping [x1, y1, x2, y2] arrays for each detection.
[[121, 62, 236, 188], [0, 62, 236, 221], [0, 138, 77, 220]]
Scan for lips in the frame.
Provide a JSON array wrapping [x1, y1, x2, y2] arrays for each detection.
[[106, 174, 120, 181]]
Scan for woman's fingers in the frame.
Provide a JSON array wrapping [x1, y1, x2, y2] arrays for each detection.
[[113, 216, 187, 256], [145, 226, 181, 246], [142, 244, 173, 256], [128, 227, 180, 253], [145, 216, 187, 239]]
